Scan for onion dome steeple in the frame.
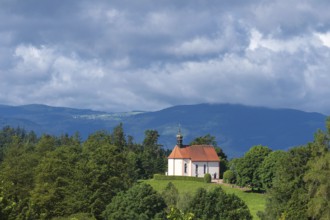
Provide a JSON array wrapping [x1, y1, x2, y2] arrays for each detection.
[[176, 127, 183, 148]]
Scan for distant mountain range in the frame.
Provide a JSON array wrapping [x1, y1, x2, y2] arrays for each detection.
[[0, 103, 327, 157]]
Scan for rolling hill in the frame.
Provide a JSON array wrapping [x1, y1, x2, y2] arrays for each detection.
[[0, 103, 327, 157]]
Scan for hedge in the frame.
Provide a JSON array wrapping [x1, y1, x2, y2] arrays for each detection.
[[153, 174, 204, 182]]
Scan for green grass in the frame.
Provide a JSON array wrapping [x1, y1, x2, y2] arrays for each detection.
[[143, 179, 266, 219]]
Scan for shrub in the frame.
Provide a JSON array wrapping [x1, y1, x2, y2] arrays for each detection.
[[223, 170, 236, 184], [103, 183, 166, 219], [188, 187, 252, 220], [204, 173, 212, 183], [161, 182, 179, 207]]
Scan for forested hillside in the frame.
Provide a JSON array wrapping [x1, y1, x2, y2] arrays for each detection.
[[0, 117, 329, 219], [224, 118, 330, 220], [0, 125, 251, 220], [0, 125, 167, 219], [0, 103, 327, 157]]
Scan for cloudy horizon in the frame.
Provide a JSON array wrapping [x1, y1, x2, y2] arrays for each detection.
[[1, 0, 330, 114]]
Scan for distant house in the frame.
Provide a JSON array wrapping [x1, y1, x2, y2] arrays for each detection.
[[167, 131, 220, 179]]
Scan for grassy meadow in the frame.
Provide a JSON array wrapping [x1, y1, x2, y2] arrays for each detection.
[[143, 179, 266, 219]]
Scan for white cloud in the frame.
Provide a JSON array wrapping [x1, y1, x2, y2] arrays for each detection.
[[15, 45, 52, 69], [316, 32, 330, 48], [169, 36, 225, 56], [248, 29, 322, 53], [1, 0, 330, 114]]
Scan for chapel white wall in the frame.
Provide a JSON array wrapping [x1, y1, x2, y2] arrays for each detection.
[[191, 161, 219, 178], [167, 158, 185, 176]]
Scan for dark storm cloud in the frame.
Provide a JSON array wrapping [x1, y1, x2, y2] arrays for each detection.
[[1, 0, 330, 113]]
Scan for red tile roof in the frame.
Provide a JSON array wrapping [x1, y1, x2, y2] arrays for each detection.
[[168, 145, 220, 162]]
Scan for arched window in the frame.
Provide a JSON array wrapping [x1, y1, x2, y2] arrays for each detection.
[[204, 164, 206, 174], [184, 163, 187, 174]]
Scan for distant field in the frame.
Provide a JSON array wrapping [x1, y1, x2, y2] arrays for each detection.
[[143, 179, 266, 219]]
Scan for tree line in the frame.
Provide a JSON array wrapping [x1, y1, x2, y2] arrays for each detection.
[[223, 118, 330, 220], [0, 125, 248, 220], [103, 182, 251, 220], [0, 124, 167, 219], [1, 117, 329, 219]]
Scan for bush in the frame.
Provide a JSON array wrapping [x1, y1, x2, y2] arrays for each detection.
[[223, 170, 236, 184], [161, 182, 179, 207], [153, 174, 204, 182], [103, 183, 166, 219], [188, 187, 252, 220], [204, 173, 212, 183]]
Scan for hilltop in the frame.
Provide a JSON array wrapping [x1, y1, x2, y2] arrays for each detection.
[[0, 103, 326, 157]]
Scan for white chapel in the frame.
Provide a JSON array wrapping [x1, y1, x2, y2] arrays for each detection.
[[167, 131, 220, 179]]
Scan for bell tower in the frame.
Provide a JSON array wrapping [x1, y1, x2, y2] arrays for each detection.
[[176, 127, 183, 148]]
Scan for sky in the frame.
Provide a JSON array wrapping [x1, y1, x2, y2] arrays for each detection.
[[1, 0, 330, 114]]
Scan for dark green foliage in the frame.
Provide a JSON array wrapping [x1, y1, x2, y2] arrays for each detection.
[[284, 188, 309, 220], [204, 173, 211, 183], [263, 118, 330, 219], [139, 130, 166, 178], [177, 193, 194, 213], [234, 145, 272, 190], [215, 146, 228, 178], [112, 123, 127, 149], [161, 182, 179, 207], [188, 187, 252, 220], [0, 125, 161, 220], [304, 152, 330, 220], [0, 126, 37, 162], [257, 150, 287, 190], [0, 124, 172, 219], [260, 117, 330, 220], [223, 170, 236, 184], [302, 118, 330, 220], [0, 136, 39, 219], [261, 146, 311, 219], [29, 144, 86, 219], [190, 134, 217, 146], [103, 183, 167, 220], [153, 174, 204, 182], [1, 115, 329, 220], [82, 132, 134, 219]]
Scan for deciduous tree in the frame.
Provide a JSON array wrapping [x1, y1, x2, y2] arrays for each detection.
[[258, 150, 287, 190], [103, 183, 166, 220], [188, 187, 252, 220], [235, 145, 271, 190]]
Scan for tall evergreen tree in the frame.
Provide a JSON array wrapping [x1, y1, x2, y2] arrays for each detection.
[[29, 144, 86, 219], [304, 152, 330, 219], [140, 130, 166, 178], [0, 136, 39, 219], [82, 131, 134, 219], [112, 123, 127, 149]]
